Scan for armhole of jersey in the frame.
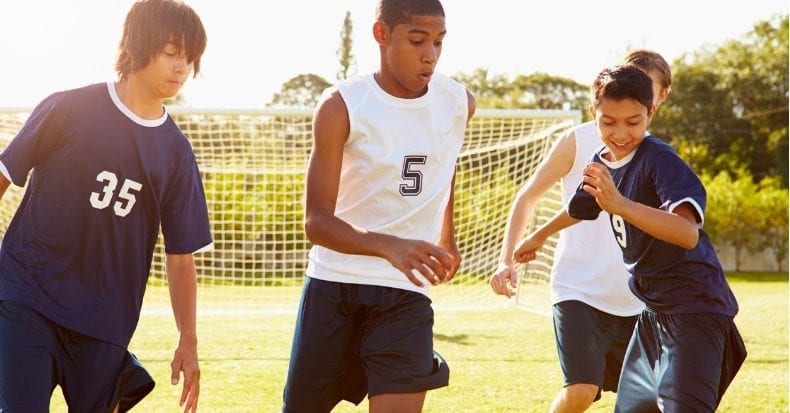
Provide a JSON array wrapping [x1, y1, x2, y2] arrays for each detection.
[[667, 197, 705, 228], [0, 161, 12, 186]]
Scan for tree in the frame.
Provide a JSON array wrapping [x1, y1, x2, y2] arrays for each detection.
[[703, 170, 763, 271], [267, 74, 331, 108], [336, 11, 355, 81], [452, 68, 588, 117], [752, 177, 789, 271], [651, 15, 788, 186]]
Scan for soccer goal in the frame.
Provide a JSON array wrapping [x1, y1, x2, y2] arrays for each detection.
[[0, 107, 579, 316]]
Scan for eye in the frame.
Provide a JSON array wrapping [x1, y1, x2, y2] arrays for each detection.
[[433, 40, 443, 47], [410, 40, 424, 46]]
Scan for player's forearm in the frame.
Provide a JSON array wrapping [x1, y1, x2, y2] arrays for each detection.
[[534, 209, 579, 241], [304, 212, 401, 259], [498, 193, 538, 265], [0, 173, 10, 202], [165, 253, 198, 343], [617, 200, 699, 249]]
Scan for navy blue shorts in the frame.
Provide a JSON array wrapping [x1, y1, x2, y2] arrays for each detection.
[[553, 300, 637, 398], [615, 309, 747, 412], [0, 301, 154, 413], [282, 277, 449, 413]]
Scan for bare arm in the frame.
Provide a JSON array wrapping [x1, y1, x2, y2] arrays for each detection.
[[165, 253, 200, 413], [0, 173, 10, 201], [490, 130, 575, 298], [303, 91, 455, 287], [512, 209, 580, 263], [581, 163, 699, 249]]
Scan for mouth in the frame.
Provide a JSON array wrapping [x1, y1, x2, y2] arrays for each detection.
[[418, 72, 433, 83]]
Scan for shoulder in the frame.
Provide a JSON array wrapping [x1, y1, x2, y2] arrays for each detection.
[[432, 73, 475, 121]]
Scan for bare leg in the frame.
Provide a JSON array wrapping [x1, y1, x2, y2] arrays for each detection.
[[369, 391, 427, 413], [550, 383, 599, 413]]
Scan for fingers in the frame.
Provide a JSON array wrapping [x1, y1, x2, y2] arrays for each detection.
[[489, 267, 518, 298], [172, 351, 200, 413], [393, 241, 459, 287]]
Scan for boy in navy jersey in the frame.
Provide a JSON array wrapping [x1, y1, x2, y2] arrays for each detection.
[[282, 0, 475, 412], [512, 65, 746, 412], [0, 1, 210, 412]]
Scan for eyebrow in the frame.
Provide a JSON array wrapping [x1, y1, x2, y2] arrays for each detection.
[[407, 28, 447, 36]]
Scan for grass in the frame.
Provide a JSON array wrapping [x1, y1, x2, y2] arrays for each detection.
[[50, 273, 788, 412]]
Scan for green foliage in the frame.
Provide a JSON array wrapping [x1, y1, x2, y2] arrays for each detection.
[[702, 169, 788, 271], [337, 11, 355, 81], [267, 73, 332, 108], [452, 69, 589, 118], [652, 15, 788, 185]]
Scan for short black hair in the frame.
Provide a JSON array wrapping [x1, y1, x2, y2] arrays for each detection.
[[375, 0, 445, 28], [590, 65, 654, 110], [115, 0, 207, 80]]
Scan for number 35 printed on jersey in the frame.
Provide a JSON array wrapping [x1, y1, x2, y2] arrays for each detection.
[[89, 170, 143, 217]]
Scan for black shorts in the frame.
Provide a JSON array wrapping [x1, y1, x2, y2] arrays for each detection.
[[0, 301, 154, 413], [614, 309, 747, 412], [553, 300, 637, 398], [282, 277, 449, 413]]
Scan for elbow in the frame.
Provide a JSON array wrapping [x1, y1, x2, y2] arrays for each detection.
[[304, 216, 320, 244], [678, 230, 699, 250]]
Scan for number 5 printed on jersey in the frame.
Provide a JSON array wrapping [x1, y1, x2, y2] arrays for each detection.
[[400, 155, 427, 196], [89, 170, 143, 217]]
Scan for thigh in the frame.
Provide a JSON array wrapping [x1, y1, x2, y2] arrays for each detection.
[[283, 278, 366, 413], [552, 301, 611, 389], [0, 301, 57, 412], [360, 286, 448, 397], [614, 310, 661, 413], [657, 312, 738, 412], [602, 312, 638, 392]]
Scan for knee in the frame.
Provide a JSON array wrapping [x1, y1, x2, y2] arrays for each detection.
[[558, 383, 599, 411]]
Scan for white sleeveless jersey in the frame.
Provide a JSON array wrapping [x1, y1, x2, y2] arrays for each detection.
[[307, 73, 468, 296], [552, 121, 644, 316]]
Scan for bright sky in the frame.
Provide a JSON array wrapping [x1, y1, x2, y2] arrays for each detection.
[[0, 0, 786, 108]]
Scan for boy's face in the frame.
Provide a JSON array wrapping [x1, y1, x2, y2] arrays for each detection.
[[591, 97, 655, 161], [374, 15, 446, 98], [136, 42, 194, 100]]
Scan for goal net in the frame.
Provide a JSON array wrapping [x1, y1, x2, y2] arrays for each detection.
[[0, 107, 579, 316]]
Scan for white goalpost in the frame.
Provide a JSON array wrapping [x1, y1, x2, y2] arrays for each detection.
[[0, 107, 580, 316]]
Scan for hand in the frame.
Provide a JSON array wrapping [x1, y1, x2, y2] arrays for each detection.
[[171, 338, 200, 413], [512, 233, 545, 264], [437, 236, 462, 283], [581, 163, 627, 214], [490, 262, 518, 298], [382, 236, 456, 287]]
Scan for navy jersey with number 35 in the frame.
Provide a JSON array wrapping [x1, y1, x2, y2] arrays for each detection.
[[0, 83, 212, 347], [568, 136, 738, 316]]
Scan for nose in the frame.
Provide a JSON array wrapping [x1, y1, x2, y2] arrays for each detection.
[[174, 57, 189, 75], [422, 44, 438, 65]]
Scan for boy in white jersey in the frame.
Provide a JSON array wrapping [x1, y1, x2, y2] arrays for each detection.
[[490, 50, 672, 412], [282, 1, 475, 412]]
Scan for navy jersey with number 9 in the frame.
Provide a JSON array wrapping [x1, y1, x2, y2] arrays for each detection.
[[568, 135, 738, 317]]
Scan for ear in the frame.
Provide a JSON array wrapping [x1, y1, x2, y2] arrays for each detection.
[[655, 87, 670, 107], [372, 21, 389, 45], [647, 104, 657, 122], [588, 104, 596, 121]]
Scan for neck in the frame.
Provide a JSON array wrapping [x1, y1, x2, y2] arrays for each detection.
[[114, 78, 165, 120]]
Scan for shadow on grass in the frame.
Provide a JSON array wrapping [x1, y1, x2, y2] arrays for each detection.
[[435, 333, 472, 345], [726, 272, 788, 282]]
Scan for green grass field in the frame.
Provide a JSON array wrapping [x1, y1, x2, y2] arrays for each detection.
[[50, 274, 787, 412]]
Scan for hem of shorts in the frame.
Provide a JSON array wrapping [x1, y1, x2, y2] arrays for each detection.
[[367, 380, 449, 398]]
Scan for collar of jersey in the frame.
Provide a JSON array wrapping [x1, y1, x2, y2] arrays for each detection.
[[598, 145, 637, 169], [366, 74, 435, 108], [106, 82, 168, 128]]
